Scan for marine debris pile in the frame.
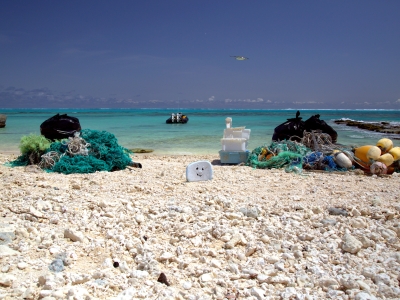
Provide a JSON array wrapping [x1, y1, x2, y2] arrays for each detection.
[[247, 135, 400, 175], [9, 129, 137, 174], [247, 134, 350, 173], [272, 111, 338, 143], [247, 112, 400, 175]]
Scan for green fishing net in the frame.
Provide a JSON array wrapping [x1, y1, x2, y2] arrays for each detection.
[[8, 129, 134, 174], [247, 140, 311, 172], [8, 134, 52, 166]]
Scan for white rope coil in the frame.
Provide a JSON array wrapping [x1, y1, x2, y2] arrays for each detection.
[[66, 132, 90, 156], [39, 151, 60, 169], [301, 130, 336, 152]]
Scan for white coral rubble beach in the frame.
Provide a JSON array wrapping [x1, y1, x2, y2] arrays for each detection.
[[0, 153, 400, 299]]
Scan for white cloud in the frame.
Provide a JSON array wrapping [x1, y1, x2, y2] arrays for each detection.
[[292, 101, 323, 104], [225, 98, 264, 103], [208, 96, 215, 101], [396, 99, 400, 103]]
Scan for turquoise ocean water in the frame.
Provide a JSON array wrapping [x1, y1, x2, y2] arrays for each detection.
[[0, 109, 399, 155]]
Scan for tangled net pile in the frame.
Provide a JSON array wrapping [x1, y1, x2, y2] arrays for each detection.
[[247, 131, 355, 173], [10, 129, 135, 174], [301, 130, 338, 153], [246, 140, 307, 173]]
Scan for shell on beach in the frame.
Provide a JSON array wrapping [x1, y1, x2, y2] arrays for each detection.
[[376, 138, 393, 153], [334, 152, 353, 169]]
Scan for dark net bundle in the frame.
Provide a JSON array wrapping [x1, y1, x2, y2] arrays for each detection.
[[46, 129, 133, 174]]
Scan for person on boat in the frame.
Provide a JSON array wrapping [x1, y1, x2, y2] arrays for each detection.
[[177, 112, 182, 123], [171, 113, 176, 123]]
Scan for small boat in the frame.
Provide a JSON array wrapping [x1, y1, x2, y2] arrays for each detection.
[[166, 112, 189, 124]]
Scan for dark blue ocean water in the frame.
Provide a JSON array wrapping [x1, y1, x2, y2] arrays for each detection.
[[0, 109, 399, 154]]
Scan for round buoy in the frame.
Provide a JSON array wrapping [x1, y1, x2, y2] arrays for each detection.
[[370, 162, 387, 175], [354, 145, 376, 165], [366, 146, 381, 161], [388, 147, 400, 161], [376, 138, 393, 153], [334, 152, 353, 169], [377, 153, 394, 167]]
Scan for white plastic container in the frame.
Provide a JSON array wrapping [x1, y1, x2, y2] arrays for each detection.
[[219, 150, 250, 164], [221, 138, 247, 151], [223, 128, 251, 139]]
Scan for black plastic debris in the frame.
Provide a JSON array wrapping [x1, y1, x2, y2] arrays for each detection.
[[272, 111, 305, 142], [40, 113, 81, 140], [157, 272, 170, 286], [272, 111, 338, 143]]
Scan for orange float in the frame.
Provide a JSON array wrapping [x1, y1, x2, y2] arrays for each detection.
[[354, 145, 381, 168]]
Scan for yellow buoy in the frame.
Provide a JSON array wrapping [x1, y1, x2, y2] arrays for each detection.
[[388, 147, 400, 161], [354, 145, 374, 164], [366, 146, 381, 160], [354, 145, 381, 163], [377, 153, 394, 167], [376, 138, 393, 153]]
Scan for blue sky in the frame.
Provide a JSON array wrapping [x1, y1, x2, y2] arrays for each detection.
[[1, 0, 399, 109]]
